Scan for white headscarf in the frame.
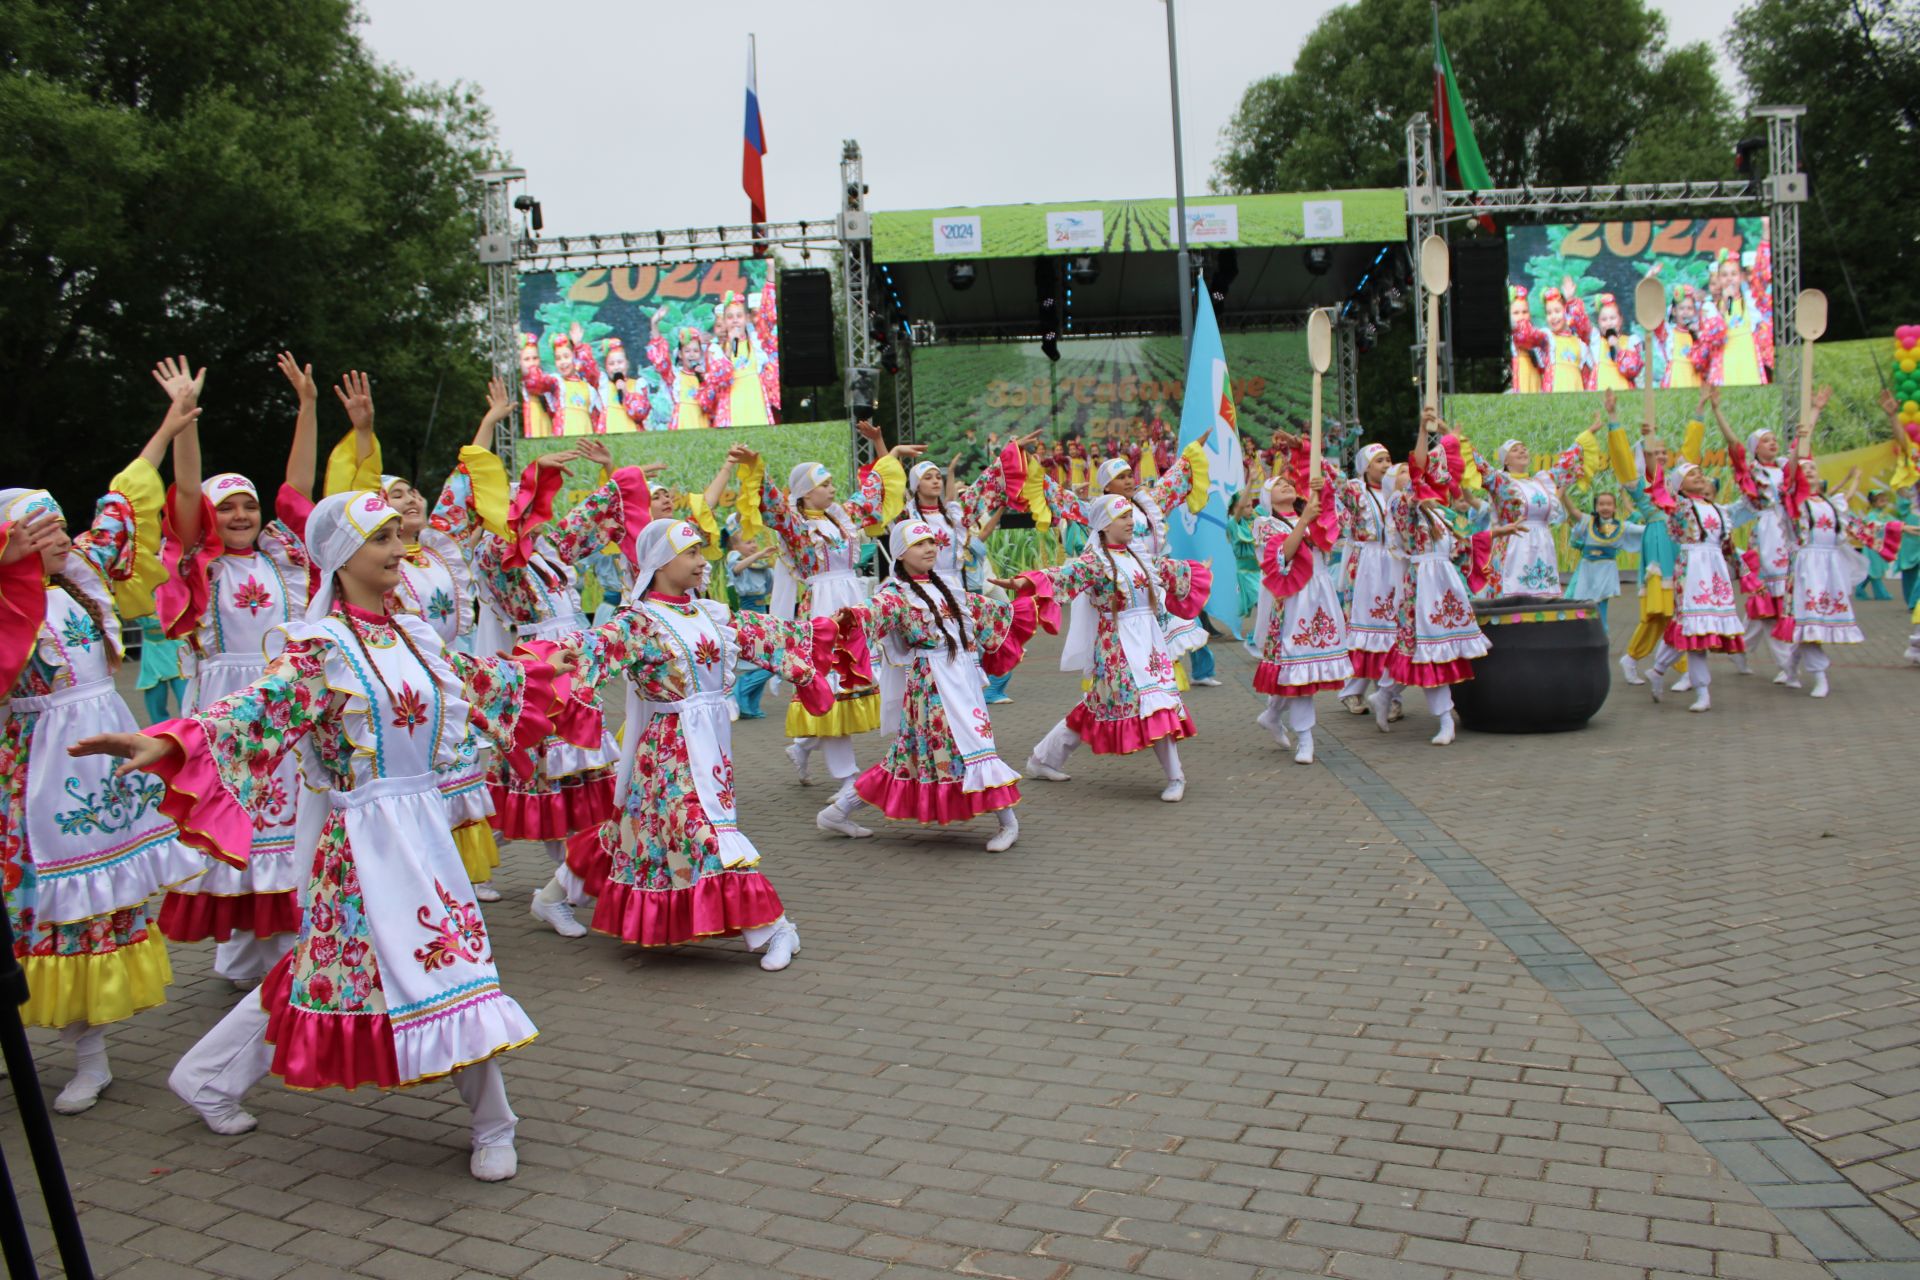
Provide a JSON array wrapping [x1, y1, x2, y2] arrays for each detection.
[[630, 517, 705, 593], [789, 462, 831, 498], [1356, 444, 1388, 483], [303, 491, 400, 622], [206, 472, 259, 505], [889, 519, 936, 560], [379, 474, 405, 495], [1495, 439, 1525, 473], [0, 488, 63, 525], [1669, 461, 1700, 497], [907, 461, 942, 501], [1088, 493, 1133, 539], [1095, 458, 1132, 491], [1257, 476, 1290, 516], [1745, 428, 1775, 460]]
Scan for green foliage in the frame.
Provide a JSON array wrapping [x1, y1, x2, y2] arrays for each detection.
[[0, 0, 498, 513]]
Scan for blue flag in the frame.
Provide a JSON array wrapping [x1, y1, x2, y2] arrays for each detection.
[[1166, 276, 1247, 636]]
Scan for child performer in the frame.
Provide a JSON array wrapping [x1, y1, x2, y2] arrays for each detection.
[[134, 615, 186, 723], [1336, 443, 1404, 718], [1617, 401, 1703, 686], [1774, 442, 1897, 697], [1021, 494, 1211, 800], [646, 310, 711, 431], [1374, 410, 1497, 745], [562, 518, 851, 969], [0, 383, 203, 1113], [725, 521, 778, 719], [871, 420, 1024, 596], [1485, 432, 1581, 597], [732, 434, 916, 800], [1710, 383, 1801, 676], [1251, 471, 1348, 766], [1857, 488, 1896, 601], [816, 520, 1038, 849], [1564, 488, 1645, 630], [154, 353, 345, 986], [701, 285, 780, 429], [1643, 460, 1746, 711], [74, 490, 567, 1181]]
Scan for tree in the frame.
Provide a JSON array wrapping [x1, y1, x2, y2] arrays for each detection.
[[1728, 0, 1920, 341], [0, 0, 499, 516]]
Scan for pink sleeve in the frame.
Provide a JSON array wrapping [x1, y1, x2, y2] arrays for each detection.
[[978, 594, 1038, 678], [145, 718, 252, 870], [0, 522, 49, 695], [502, 461, 565, 568], [1260, 529, 1313, 602], [156, 489, 217, 639], [1163, 560, 1212, 620], [1466, 531, 1493, 595], [275, 483, 314, 544]]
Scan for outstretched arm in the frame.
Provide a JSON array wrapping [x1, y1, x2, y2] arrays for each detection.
[[704, 458, 735, 513], [278, 354, 320, 498]]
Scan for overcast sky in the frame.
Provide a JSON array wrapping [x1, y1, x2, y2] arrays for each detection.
[[359, 0, 1745, 239]]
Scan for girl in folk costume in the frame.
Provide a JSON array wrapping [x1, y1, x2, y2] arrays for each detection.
[[154, 355, 360, 987], [1250, 471, 1349, 766], [1336, 443, 1405, 719], [1484, 431, 1582, 598], [1563, 489, 1645, 631], [1642, 460, 1747, 712], [76, 491, 567, 1180], [1650, 286, 1713, 390], [1713, 383, 1826, 677], [1507, 285, 1549, 393], [563, 519, 850, 970], [0, 389, 204, 1113], [463, 440, 658, 936], [871, 420, 1026, 596], [1711, 247, 1774, 386], [1373, 413, 1495, 745], [597, 338, 648, 434], [1772, 443, 1900, 698], [1021, 494, 1211, 801], [1587, 293, 1646, 391], [1617, 399, 1708, 686], [523, 325, 604, 437], [733, 436, 914, 799], [815, 520, 1039, 850], [645, 312, 712, 431], [701, 284, 780, 429]]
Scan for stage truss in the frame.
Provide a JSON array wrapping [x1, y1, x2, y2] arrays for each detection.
[[1405, 106, 1808, 432]]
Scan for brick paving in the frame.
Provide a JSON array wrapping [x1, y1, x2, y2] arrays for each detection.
[[3, 587, 1916, 1278]]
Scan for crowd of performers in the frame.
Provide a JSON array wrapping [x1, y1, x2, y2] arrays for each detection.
[[3, 352, 1912, 1187]]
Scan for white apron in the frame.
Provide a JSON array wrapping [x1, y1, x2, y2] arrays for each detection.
[[1406, 527, 1491, 668], [1673, 502, 1744, 638], [1750, 463, 1791, 594], [1790, 495, 1867, 644], [1344, 485, 1403, 654], [1496, 474, 1560, 597]]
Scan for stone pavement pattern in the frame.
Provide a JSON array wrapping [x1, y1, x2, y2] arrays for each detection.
[[3, 590, 1915, 1279]]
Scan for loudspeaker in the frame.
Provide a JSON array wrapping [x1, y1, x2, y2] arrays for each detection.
[[778, 269, 836, 387], [1449, 240, 1510, 360]]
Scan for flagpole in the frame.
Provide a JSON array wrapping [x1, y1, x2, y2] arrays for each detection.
[[1163, 0, 1194, 360]]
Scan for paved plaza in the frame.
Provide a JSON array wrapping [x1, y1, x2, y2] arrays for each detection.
[[6, 590, 1920, 1280]]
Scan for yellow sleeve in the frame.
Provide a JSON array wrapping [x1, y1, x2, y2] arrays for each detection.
[[324, 432, 383, 496], [685, 493, 726, 561], [1021, 450, 1051, 532], [1607, 425, 1637, 486], [1458, 438, 1484, 493], [106, 458, 167, 619], [1573, 429, 1602, 484], [873, 454, 908, 526], [1181, 440, 1210, 514], [1681, 419, 1706, 467], [733, 454, 766, 539], [458, 446, 512, 540]]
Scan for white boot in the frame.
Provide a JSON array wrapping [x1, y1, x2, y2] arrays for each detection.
[[1256, 698, 1292, 749], [1810, 671, 1829, 698], [1367, 686, 1393, 732], [1159, 777, 1187, 802], [530, 879, 586, 938], [1341, 693, 1368, 715], [1648, 668, 1666, 702], [473, 883, 501, 902], [1293, 728, 1315, 765], [759, 920, 801, 971], [785, 741, 814, 785], [986, 809, 1019, 853], [53, 1025, 111, 1115], [1618, 653, 1645, 686], [1689, 685, 1712, 713], [470, 1145, 518, 1182], [814, 803, 872, 839], [1671, 672, 1693, 693], [1430, 712, 1457, 746], [1024, 752, 1070, 782]]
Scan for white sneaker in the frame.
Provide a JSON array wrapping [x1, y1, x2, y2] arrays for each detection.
[[759, 921, 801, 971], [1293, 731, 1315, 765], [1191, 676, 1222, 687], [1341, 694, 1368, 715], [1367, 687, 1393, 732], [1430, 712, 1456, 746], [53, 1072, 111, 1115], [470, 1144, 518, 1182], [1619, 654, 1645, 686], [1671, 673, 1692, 693], [1648, 669, 1666, 703], [1159, 778, 1187, 803], [230, 977, 262, 992], [474, 883, 501, 903], [1689, 687, 1712, 712], [814, 805, 872, 839], [1024, 753, 1070, 782], [785, 743, 814, 785], [530, 894, 587, 938], [1810, 672, 1830, 698], [985, 812, 1019, 853]]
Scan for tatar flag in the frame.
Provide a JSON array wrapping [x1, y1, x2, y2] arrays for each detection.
[[743, 37, 768, 227], [1432, 9, 1495, 230], [1167, 274, 1247, 637]]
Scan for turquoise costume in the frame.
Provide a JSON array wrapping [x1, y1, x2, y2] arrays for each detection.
[[1565, 514, 1646, 628]]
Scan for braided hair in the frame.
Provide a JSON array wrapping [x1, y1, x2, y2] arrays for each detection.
[[1097, 540, 1159, 622], [49, 572, 122, 672], [336, 590, 438, 709], [892, 562, 969, 658]]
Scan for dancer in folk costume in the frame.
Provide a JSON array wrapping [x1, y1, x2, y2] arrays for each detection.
[[1484, 430, 1582, 599], [733, 434, 914, 801], [1334, 443, 1406, 716], [1617, 400, 1707, 686], [74, 491, 568, 1180], [1563, 489, 1645, 632], [1771, 439, 1900, 698], [153, 355, 370, 986], [702, 284, 780, 429], [380, 379, 518, 901], [0, 386, 205, 1113], [1642, 460, 1747, 712], [1372, 412, 1496, 745], [1249, 470, 1349, 766], [869, 420, 1025, 596], [465, 440, 659, 936], [523, 324, 604, 436], [564, 519, 851, 970], [1021, 494, 1211, 801], [815, 520, 1039, 849]]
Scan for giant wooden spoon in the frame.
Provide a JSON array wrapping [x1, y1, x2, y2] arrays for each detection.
[[1795, 288, 1828, 431], [1419, 235, 1450, 416], [1307, 307, 1333, 482], [1633, 275, 1665, 436]]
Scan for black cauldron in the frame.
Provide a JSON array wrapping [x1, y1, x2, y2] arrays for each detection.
[[1451, 595, 1611, 734]]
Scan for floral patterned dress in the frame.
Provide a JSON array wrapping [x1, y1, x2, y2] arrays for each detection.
[[147, 606, 558, 1088], [1781, 494, 1868, 646], [1338, 478, 1403, 677], [1659, 497, 1746, 651], [1486, 459, 1576, 598], [1252, 513, 1351, 696], [154, 493, 311, 947], [1387, 494, 1492, 688], [855, 580, 1037, 823], [568, 592, 840, 946], [1021, 547, 1209, 755], [1728, 444, 1792, 621], [0, 461, 204, 1028]]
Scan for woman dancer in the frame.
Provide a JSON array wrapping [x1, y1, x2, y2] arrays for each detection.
[[1773, 440, 1891, 697], [154, 354, 343, 986], [816, 520, 1038, 849], [1021, 494, 1210, 800], [1336, 442, 1404, 719], [1, 382, 204, 1112], [1484, 432, 1581, 598], [1643, 460, 1746, 711], [733, 435, 913, 802], [564, 518, 852, 970], [74, 490, 566, 1180], [871, 420, 1025, 594], [1251, 471, 1349, 765], [1374, 411, 1496, 745]]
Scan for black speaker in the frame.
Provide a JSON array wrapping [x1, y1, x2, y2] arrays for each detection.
[[1449, 240, 1511, 360], [778, 268, 836, 386]]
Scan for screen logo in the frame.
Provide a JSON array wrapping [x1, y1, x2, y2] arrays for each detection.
[[1046, 211, 1105, 250], [932, 216, 982, 255]]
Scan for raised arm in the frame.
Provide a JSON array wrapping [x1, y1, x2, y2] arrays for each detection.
[[321, 368, 376, 497], [474, 377, 511, 449], [275, 354, 318, 499], [153, 356, 207, 548]]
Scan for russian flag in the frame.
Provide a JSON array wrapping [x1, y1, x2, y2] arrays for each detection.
[[743, 36, 767, 227]]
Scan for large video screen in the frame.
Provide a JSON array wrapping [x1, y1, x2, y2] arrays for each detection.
[[1504, 218, 1772, 393], [514, 260, 779, 436]]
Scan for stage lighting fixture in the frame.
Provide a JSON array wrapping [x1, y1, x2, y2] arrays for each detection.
[[513, 194, 544, 234], [1208, 249, 1239, 308], [948, 262, 977, 291], [1068, 255, 1099, 285], [1303, 246, 1332, 276]]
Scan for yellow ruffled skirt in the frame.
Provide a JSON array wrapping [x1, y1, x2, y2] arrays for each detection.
[[21, 936, 172, 1029]]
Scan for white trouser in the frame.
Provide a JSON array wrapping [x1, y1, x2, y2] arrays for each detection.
[[1151, 738, 1182, 782], [1338, 675, 1396, 699], [1744, 618, 1793, 671], [1653, 644, 1711, 686], [819, 737, 857, 781], [1423, 686, 1454, 718], [171, 989, 518, 1148], [741, 915, 790, 951], [1791, 643, 1829, 674], [213, 932, 297, 983], [1033, 719, 1082, 770]]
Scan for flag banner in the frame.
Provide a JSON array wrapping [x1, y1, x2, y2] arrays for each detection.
[[1167, 276, 1248, 636], [743, 38, 767, 226]]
